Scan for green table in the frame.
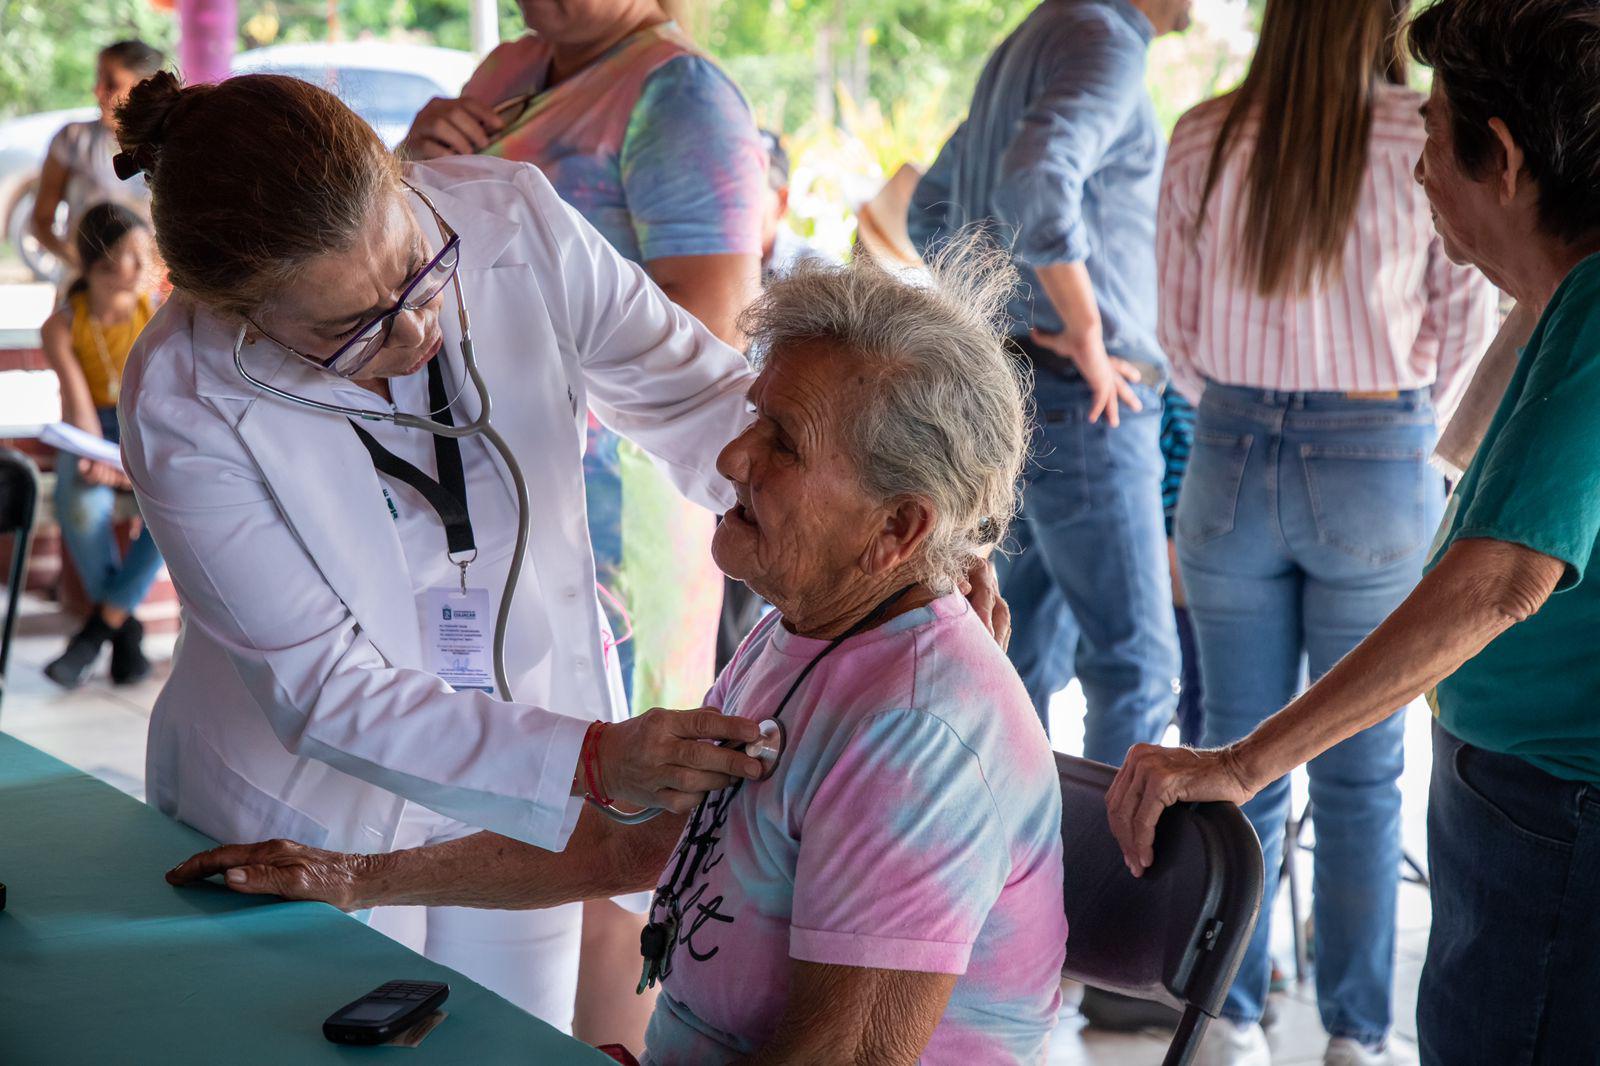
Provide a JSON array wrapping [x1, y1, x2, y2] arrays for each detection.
[[0, 732, 612, 1065]]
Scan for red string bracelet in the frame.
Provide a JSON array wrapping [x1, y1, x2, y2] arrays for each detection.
[[580, 721, 612, 807]]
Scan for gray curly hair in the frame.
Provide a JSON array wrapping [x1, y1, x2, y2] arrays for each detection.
[[740, 237, 1031, 594]]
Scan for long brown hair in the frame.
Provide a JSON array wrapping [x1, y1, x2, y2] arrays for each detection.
[[1198, 0, 1410, 298]]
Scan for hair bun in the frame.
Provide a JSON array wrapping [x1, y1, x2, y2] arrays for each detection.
[[114, 70, 186, 175]]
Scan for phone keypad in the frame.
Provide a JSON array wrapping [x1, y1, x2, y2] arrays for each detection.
[[374, 981, 443, 1002]]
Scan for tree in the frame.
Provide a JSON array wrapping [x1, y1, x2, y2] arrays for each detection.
[[0, 1, 177, 119]]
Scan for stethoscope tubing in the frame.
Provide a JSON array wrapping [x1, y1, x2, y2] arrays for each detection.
[[234, 316, 663, 824]]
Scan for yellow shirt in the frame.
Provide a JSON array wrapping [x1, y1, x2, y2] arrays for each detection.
[[69, 292, 152, 408]]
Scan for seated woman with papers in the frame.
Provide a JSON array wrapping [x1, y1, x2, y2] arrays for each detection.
[[38, 202, 163, 688]]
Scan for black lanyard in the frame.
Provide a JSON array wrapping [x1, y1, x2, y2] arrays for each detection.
[[637, 583, 918, 992], [349, 359, 476, 562]]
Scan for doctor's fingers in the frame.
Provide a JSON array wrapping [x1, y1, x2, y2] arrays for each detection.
[[669, 708, 764, 746], [649, 768, 742, 809]]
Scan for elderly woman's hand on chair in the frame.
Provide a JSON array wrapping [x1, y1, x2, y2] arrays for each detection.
[[1106, 744, 1259, 876]]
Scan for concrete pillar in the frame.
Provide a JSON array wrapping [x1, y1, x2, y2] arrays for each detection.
[[178, 0, 238, 85], [469, 0, 500, 58]]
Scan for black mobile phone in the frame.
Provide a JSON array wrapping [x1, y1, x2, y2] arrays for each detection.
[[322, 980, 449, 1046]]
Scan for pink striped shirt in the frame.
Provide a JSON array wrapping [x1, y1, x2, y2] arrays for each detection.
[[1157, 83, 1498, 409]]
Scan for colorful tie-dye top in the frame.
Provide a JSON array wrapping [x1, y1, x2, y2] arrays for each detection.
[[640, 594, 1067, 1065], [463, 23, 766, 264]]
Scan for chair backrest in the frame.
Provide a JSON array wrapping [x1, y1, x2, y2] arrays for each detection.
[[0, 447, 42, 711], [1056, 752, 1263, 1020]]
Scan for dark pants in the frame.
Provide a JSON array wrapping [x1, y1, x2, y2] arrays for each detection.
[[1419, 721, 1600, 1065]]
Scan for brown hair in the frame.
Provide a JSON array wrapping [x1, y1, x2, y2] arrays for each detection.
[[114, 71, 400, 317], [100, 39, 166, 78], [1198, 0, 1411, 298], [1409, 0, 1600, 246], [67, 202, 148, 299]]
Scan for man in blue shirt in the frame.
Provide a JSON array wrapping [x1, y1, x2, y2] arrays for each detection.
[[910, 0, 1190, 764]]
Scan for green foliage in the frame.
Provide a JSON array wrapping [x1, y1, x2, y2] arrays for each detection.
[[0, 1, 177, 118]]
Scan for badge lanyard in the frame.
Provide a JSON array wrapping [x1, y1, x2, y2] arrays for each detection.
[[637, 583, 917, 993], [350, 360, 494, 692]]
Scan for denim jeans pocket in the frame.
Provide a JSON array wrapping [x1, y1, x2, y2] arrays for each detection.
[[1453, 742, 1579, 852], [1300, 444, 1428, 565], [1022, 407, 1091, 525], [1176, 430, 1252, 546]]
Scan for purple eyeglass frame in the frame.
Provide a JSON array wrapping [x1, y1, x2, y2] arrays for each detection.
[[249, 200, 461, 377]]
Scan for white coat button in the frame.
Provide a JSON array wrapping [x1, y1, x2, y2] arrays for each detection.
[[575, 657, 589, 669], [563, 587, 577, 599]]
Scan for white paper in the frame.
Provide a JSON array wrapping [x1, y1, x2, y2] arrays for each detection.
[[38, 421, 124, 471]]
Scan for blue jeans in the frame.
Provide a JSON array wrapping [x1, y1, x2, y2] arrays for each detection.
[[998, 369, 1178, 765], [1177, 384, 1441, 1045], [1420, 722, 1600, 1065], [53, 408, 163, 614]]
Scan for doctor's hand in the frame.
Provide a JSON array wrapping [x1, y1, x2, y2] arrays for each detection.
[[399, 96, 505, 160], [1105, 743, 1258, 878], [598, 707, 766, 813], [166, 839, 377, 911]]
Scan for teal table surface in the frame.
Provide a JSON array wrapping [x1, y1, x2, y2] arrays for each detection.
[[0, 732, 612, 1065]]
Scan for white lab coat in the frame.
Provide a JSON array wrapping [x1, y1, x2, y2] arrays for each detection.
[[121, 155, 753, 859]]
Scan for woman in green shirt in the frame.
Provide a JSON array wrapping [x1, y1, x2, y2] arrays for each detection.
[[1108, 3, 1600, 1063]]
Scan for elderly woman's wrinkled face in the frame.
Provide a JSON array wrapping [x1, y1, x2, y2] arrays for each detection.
[[712, 343, 892, 614], [1415, 83, 1502, 270], [256, 191, 447, 381]]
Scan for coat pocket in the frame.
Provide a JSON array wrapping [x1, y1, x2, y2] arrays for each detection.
[[175, 727, 332, 848]]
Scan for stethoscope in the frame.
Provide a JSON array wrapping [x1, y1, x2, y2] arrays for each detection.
[[231, 188, 778, 827]]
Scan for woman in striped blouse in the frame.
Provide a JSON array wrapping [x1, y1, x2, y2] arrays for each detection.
[[1155, 2, 1496, 1064]]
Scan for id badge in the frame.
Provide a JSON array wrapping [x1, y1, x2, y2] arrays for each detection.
[[423, 586, 495, 693]]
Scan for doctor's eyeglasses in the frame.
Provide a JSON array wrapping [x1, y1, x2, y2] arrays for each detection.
[[247, 186, 462, 379]]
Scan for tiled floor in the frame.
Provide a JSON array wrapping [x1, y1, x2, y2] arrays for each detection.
[[2, 590, 1434, 1064]]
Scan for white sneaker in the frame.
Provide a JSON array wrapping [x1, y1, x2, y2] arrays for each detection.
[[1323, 1037, 1418, 1066], [1194, 1017, 1272, 1066]]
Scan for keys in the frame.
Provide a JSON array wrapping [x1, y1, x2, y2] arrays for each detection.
[[637, 919, 677, 993]]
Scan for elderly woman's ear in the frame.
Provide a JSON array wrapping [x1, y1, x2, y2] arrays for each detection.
[[1487, 118, 1527, 205], [861, 496, 937, 577]]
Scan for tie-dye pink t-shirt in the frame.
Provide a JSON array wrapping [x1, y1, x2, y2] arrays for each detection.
[[641, 594, 1066, 1065]]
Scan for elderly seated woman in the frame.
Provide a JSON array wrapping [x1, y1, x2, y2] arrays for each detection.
[[170, 247, 1068, 1066]]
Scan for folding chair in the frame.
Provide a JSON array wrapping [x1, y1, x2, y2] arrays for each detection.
[[1057, 752, 1264, 1066], [0, 447, 41, 719]]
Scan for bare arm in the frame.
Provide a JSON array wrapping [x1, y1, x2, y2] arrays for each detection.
[[29, 155, 75, 268], [734, 961, 957, 1066], [646, 252, 760, 349], [167, 803, 688, 911], [40, 310, 98, 434], [1108, 536, 1565, 873]]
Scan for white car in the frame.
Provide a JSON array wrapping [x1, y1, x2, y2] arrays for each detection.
[[1, 40, 476, 282]]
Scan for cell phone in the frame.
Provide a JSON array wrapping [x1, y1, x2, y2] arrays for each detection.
[[322, 980, 448, 1046]]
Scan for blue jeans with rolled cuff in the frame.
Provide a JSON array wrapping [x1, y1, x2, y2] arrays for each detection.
[[1177, 383, 1442, 1046]]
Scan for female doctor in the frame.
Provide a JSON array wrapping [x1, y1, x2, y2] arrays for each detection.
[[111, 71, 771, 1029]]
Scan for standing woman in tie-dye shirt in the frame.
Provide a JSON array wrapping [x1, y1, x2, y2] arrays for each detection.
[[399, 0, 766, 1044]]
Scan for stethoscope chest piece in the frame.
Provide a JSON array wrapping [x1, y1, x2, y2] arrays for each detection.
[[745, 718, 785, 781]]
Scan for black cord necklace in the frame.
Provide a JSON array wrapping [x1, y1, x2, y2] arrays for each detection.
[[636, 583, 920, 992]]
